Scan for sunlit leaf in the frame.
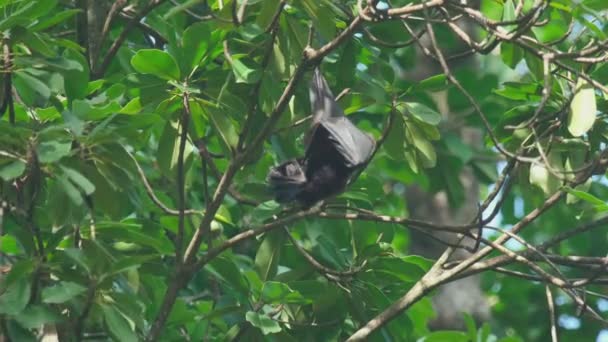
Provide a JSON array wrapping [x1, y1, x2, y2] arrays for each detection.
[[0, 161, 26, 181], [406, 102, 442, 125], [42, 282, 88, 304], [131, 49, 180, 81], [255, 231, 284, 281], [231, 58, 261, 84], [13, 305, 61, 329], [568, 78, 597, 137], [564, 186, 608, 211], [101, 304, 138, 342], [0, 278, 31, 315], [60, 165, 96, 195], [245, 311, 282, 335]]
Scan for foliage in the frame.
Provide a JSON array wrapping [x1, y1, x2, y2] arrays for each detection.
[[0, 0, 607, 341]]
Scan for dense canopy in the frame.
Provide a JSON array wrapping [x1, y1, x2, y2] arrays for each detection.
[[0, 0, 607, 341]]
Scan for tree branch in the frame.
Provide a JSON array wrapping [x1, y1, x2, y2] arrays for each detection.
[[94, 0, 169, 78]]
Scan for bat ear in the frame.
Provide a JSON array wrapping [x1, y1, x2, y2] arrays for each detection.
[[310, 67, 344, 125]]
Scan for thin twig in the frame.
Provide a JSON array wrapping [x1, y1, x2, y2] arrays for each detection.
[[237, 0, 287, 152], [94, 0, 128, 68], [126, 150, 202, 217], [95, 0, 169, 78], [546, 286, 559, 342], [283, 227, 367, 279], [175, 92, 192, 256]]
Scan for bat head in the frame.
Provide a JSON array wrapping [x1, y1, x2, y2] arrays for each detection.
[[267, 158, 307, 203]]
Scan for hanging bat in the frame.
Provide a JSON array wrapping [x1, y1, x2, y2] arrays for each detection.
[[267, 68, 375, 207]]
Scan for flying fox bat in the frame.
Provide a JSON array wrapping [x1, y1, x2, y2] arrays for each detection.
[[267, 68, 375, 207]]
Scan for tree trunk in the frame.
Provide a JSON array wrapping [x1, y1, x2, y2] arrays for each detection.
[[403, 4, 491, 328]]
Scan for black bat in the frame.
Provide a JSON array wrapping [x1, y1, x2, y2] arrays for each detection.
[[267, 68, 375, 207]]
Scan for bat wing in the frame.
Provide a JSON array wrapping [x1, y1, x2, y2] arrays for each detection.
[[320, 117, 376, 168], [307, 67, 375, 169], [266, 158, 307, 203]]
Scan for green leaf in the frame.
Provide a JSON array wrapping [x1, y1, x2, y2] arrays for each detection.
[[417, 74, 449, 92], [407, 124, 436, 168], [463, 313, 478, 341], [370, 257, 426, 283], [202, 103, 238, 151], [249, 201, 281, 224], [60, 165, 96, 195], [0, 278, 31, 315], [529, 156, 562, 195], [14, 305, 62, 329], [62, 248, 91, 274], [119, 97, 142, 115], [20, 31, 54, 57], [20, 0, 57, 20], [284, 16, 308, 62], [0, 161, 26, 181], [18, 56, 83, 71], [255, 231, 284, 281], [422, 331, 469, 342], [87, 79, 105, 94], [256, 0, 282, 30], [402, 255, 434, 272], [566, 177, 592, 205], [107, 255, 158, 276], [231, 58, 261, 84], [5, 321, 36, 342], [287, 280, 328, 301], [445, 134, 473, 163], [494, 82, 541, 101], [206, 256, 250, 296], [245, 311, 282, 335], [499, 337, 524, 342], [189, 99, 208, 138], [37, 140, 72, 163], [406, 102, 442, 125], [71, 99, 121, 121], [13, 70, 51, 100], [356, 283, 412, 339], [0, 15, 29, 32], [0, 235, 19, 254], [563, 186, 608, 211], [57, 174, 84, 205], [96, 223, 174, 255], [524, 52, 543, 79], [315, 235, 349, 269], [532, 8, 571, 43], [0, 1, 38, 30], [384, 113, 406, 160], [502, 0, 517, 31], [101, 304, 138, 342], [131, 49, 180, 81], [182, 22, 211, 72], [29, 9, 79, 31], [479, 322, 492, 342], [501, 42, 524, 69], [260, 281, 309, 304], [298, 0, 336, 39], [407, 297, 435, 336], [42, 281, 88, 304], [156, 119, 194, 176], [63, 50, 90, 101], [568, 78, 597, 137]]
